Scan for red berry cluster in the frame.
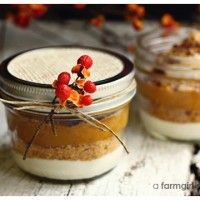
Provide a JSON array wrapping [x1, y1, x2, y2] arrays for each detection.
[[53, 55, 96, 108], [55, 73, 71, 102]]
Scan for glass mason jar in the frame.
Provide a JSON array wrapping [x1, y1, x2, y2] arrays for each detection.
[[135, 27, 200, 141], [0, 46, 136, 180]]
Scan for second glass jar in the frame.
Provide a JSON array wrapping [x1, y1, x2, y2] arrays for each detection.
[[135, 27, 200, 141]]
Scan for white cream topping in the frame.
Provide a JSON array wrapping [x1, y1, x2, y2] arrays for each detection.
[[163, 54, 200, 80], [140, 109, 200, 141], [162, 30, 200, 80], [12, 146, 123, 180]]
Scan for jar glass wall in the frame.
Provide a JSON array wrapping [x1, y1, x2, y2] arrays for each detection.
[[0, 46, 135, 180], [5, 102, 130, 180], [135, 27, 200, 141]]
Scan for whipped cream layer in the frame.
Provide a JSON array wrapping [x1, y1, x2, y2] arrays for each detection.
[[140, 109, 200, 141], [161, 54, 200, 80], [13, 146, 123, 180]]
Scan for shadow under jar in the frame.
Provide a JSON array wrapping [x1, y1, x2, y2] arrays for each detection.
[[0, 46, 136, 180], [135, 27, 200, 141]]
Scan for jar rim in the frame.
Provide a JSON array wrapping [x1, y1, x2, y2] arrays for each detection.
[[1, 45, 134, 88]]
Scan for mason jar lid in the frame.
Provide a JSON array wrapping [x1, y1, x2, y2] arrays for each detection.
[[0, 46, 136, 114]]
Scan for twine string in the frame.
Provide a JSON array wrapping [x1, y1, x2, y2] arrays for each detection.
[[23, 97, 57, 160], [66, 108, 106, 131], [0, 80, 135, 157], [23, 109, 55, 160], [4, 80, 136, 110], [0, 98, 50, 106], [74, 108, 129, 154]]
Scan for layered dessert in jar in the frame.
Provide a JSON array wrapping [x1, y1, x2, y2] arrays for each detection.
[[0, 46, 136, 180], [135, 28, 200, 141]]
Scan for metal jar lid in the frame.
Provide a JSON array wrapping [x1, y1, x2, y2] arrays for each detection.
[[0, 46, 136, 113]]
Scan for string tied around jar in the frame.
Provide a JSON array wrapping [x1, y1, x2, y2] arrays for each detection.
[[0, 54, 136, 160]]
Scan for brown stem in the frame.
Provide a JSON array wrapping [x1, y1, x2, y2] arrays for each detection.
[[23, 97, 57, 160]]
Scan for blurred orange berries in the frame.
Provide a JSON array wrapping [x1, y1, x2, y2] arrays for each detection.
[[126, 4, 145, 31], [127, 4, 145, 18], [73, 4, 87, 10], [132, 17, 144, 31], [127, 43, 136, 54], [29, 4, 48, 18], [6, 4, 48, 28], [89, 15, 105, 28], [161, 13, 179, 29], [13, 12, 31, 28]]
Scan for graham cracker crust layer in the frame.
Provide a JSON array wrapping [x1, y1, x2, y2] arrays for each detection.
[[12, 136, 122, 161]]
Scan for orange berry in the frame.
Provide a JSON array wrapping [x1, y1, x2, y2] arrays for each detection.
[[30, 4, 48, 18], [73, 4, 87, 9], [137, 6, 145, 18], [76, 79, 85, 88], [81, 68, 90, 79], [161, 13, 178, 29], [127, 4, 139, 13], [14, 12, 31, 28], [132, 18, 143, 31], [89, 15, 105, 28], [71, 64, 82, 74]]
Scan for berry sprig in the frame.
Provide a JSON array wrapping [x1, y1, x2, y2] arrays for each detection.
[[89, 15, 105, 29], [6, 4, 48, 28], [126, 4, 145, 31], [53, 55, 96, 108], [6, 54, 130, 160], [161, 13, 179, 30]]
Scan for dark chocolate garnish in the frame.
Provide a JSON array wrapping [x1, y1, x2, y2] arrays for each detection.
[[152, 68, 165, 75]]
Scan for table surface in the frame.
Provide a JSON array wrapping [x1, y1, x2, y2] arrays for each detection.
[[0, 20, 199, 196]]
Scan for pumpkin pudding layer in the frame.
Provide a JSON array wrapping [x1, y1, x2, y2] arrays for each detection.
[[8, 105, 129, 160], [137, 29, 200, 141], [7, 105, 129, 179]]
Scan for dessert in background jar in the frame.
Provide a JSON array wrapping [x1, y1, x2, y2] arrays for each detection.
[[0, 46, 136, 180], [135, 27, 200, 141]]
